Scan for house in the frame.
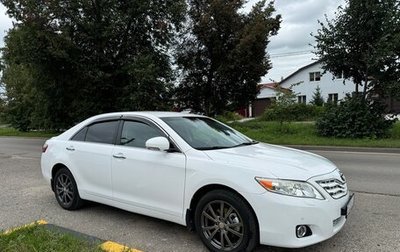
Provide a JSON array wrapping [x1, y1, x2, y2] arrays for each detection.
[[245, 61, 356, 117], [250, 83, 278, 117], [279, 61, 355, 104], [241, 61, 400, 118], [237, 83, 286, 117], [279, 61, 400, 112]]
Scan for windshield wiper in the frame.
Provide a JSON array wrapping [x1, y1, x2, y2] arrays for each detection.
[[197, 141, 258, 150], [232, 141, 259, 147], [196, 146, 231, 150]]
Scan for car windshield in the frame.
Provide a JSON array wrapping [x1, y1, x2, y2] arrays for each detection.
[[161, 117, 257, 150]]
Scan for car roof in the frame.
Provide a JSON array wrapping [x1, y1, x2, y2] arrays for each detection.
[[53, 111, 206, 142], [95, 111, 206, 119]]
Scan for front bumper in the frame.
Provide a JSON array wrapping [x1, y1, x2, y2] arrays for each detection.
[[244, 171, 353, 248]]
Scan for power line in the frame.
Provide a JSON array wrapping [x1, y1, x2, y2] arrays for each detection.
[[269, 50, 313, 58], [269, 50, 312, 56]]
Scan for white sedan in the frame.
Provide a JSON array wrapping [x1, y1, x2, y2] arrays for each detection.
[[41, 112, 354, 251]]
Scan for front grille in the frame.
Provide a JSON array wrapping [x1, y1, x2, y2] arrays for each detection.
[[317, 179, 348, 199]]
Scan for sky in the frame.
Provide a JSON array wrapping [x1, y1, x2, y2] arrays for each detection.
[[257, 0, 346, 82], [0, 3, 12, 48], [0, 0, 346, 82]]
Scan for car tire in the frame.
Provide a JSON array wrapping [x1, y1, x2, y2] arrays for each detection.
[[54, 167, 84, 210], [194, 189, 258, 252]]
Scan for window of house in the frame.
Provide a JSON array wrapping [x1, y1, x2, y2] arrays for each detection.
[[85, 121, 119, 144], [309, 72, 321, 81], [298, 95, 306, 104], [334, 72, 344, 79], [328, 93, 339, 104]]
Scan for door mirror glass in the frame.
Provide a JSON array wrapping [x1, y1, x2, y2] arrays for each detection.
[[145, 137, 170, 151]]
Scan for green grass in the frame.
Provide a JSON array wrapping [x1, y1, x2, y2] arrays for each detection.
[[0, 127, 58, 138], [230, 120, 400, 148], [0, 225, 103, 252]]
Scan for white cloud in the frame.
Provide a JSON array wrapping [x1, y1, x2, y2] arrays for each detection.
[[262, 0, 346, 81]]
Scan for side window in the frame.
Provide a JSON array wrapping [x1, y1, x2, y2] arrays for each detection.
[[328, 93, 339, 104], [71, 127, 87, 141], [120, 121, 164, 148], [309, 72, 314, 81], [86, 121, 119, 144], [297, 95, 306, 104], [315, 72, 321, 81], [309, 72, 321, 81]]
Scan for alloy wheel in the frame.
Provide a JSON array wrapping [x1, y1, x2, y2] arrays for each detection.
[[200, 200, 244, 251], [55, 173, 74, 206]]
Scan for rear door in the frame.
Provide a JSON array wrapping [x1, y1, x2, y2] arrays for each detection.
[[111, 118, 186, 217], [67, 120, 119, 199]]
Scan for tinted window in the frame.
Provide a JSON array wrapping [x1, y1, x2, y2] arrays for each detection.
[[71, 127, 87, 141], [120, 121, 164, 148], [86, 121, 118, 144]]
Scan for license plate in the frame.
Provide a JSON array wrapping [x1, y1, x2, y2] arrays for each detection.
[[341, 193, 355, 218]]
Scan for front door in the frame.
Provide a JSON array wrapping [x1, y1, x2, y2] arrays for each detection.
[[111, 119, 186, 217]]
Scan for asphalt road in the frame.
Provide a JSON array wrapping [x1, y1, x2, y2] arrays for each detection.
[[1, 137, 400, 251]]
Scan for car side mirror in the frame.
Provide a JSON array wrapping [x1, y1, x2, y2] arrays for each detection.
[[145, 137, 170, 152]]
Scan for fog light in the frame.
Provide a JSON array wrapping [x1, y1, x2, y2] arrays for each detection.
[[296, 225, 308, 238]]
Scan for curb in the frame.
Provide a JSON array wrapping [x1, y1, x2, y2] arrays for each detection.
[[285, 145, 400, 154], [2, 219, 48, 235], [2, 220, 142, 252], [101, 241, 142, 252]]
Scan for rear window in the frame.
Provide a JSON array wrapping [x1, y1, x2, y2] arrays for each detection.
[[71, 127, 87, 141], [85, 121, 118, 144]]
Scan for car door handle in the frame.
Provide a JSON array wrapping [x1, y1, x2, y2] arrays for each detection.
[[66, 146, 75, 151], [113, 153, 126, 159]]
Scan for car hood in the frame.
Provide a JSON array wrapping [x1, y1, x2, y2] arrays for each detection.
[[203, 143, 337, 181]]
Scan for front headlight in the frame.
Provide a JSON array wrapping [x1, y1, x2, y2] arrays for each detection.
[[255, 177, 325, 200]]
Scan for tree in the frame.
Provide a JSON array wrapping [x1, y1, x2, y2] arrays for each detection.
[[310, 86, 324, 106], [314, 0, 400, 100], [0, 0, 186, 130], [0, 62, 37, 130], [263, 83, 297, 132], [176, 0, 281, 115], [313, 0, 399, 138]]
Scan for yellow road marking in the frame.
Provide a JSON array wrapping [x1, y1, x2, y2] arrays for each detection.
[[2, 219, 48, 235], [100, 241, 142, 252]]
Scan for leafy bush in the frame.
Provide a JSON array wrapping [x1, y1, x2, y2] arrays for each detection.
[[215, 111, 243, 123], [263, 103, 324, 122], [316, 95, 396, 138]]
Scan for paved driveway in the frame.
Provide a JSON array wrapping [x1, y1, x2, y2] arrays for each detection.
[[1, 137, 400, 251]]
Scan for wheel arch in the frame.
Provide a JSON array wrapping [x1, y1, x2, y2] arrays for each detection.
[[51, 163, 76, 191], [51, 162, 85, 210], [186, 183, 260, 236]]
